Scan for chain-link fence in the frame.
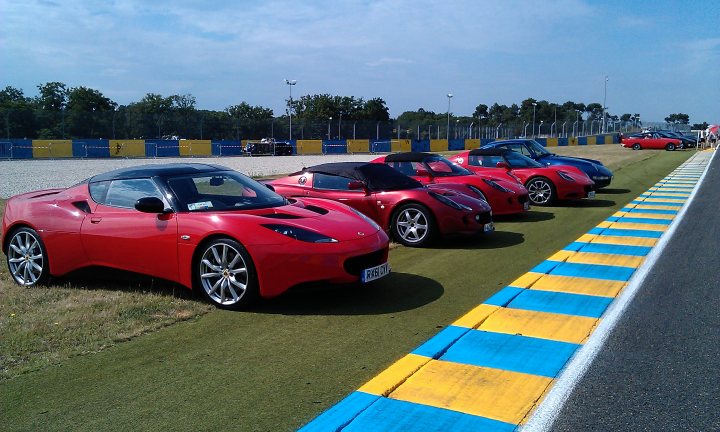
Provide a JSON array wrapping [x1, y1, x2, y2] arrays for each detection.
[[1, 108, 686, 141]]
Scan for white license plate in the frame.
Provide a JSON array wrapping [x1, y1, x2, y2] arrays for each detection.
[[588, 191, 596, 199], [361, 262, 390, 283], [523, 201, 530, 210], [484, 222, 495, 233]]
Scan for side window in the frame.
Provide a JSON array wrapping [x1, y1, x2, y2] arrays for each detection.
[[89, 180, 111, 204], [470, 155, 503, 167], [312, 173, 356, 191], [512, 144, 533, 157], [104, 179, 165, 209], [504, 152, 533, 168]]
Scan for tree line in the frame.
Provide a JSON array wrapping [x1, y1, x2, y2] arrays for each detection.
[[0, 82, 700, 141]]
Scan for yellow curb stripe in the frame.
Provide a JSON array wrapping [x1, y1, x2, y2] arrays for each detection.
[[596, 221, 668, 232], [359, 354, 431, 396], [512, 272, 626, 298], [477, 307, 599, 344], [548, 250, 645, 268], [576, 233, 659, 247], [388, 359, 554, 425]]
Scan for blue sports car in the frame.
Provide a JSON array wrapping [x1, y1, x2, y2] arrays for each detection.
[[481, 139, 614, 188]]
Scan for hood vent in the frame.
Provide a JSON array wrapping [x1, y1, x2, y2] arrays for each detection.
[[303, 205, 329, 215], [260, 213, 303, 219]]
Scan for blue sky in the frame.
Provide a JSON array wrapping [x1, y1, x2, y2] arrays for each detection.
[[2, 0, 719, 123]]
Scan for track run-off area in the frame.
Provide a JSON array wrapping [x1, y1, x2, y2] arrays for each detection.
[[300, 149, 715, 431]]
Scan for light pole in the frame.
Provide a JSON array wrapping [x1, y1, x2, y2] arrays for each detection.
[[327, 117, 332, 140], [446, 93, 453, 140], [469, 122, 474, 139], [602, 75, 608, 133], [338, 113, 342, 139], [427, 125, 431, 140], [285, 79, 296, 140], [538, 120, 544, 136], [531, 102, 537, 137], [455, 119, 459, 139], [574, 110, 582, 136]]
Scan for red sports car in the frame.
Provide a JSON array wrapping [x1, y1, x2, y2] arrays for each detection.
[[1, 163, 390, 310], [621, 132, 682, 151], [448, 148, 595, 205], [371, 152, 530, 216], [268, 162, 494, 247]]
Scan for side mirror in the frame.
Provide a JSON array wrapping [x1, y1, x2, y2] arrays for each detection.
[[496, 161, 509, 169], [135, 197, 167, 213], [348, 180, 366, 191], [209, 176, 225, 186]]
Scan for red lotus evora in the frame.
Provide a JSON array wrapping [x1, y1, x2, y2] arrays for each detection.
[[1, 163, 390, 309]]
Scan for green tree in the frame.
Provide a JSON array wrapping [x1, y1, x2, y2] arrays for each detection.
[[0, 86, 36, 138], [66, 86, 117, 138]]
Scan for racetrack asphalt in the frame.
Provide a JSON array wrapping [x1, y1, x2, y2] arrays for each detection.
[[545, 149, 720, 432], [298, 150, 715, 431]]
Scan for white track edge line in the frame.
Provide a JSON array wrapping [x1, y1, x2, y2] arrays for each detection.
[[521, 150, 718, 432]]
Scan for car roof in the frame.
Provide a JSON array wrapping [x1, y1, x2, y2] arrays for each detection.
[[384, 152, 437, 162], [89, 163, 230, 183], [468, 148, 509, 157], [488, 139, 532, 145]]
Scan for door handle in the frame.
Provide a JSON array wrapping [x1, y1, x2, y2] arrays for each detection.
[[90, 217, 102, 224]]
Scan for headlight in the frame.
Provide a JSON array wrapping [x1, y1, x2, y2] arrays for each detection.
[[347, 206, 381, 231], [557, 171, 575, 182], [429, 191, 472, 211], [482, 178, 513, 193], [261, 224, 338, 243]]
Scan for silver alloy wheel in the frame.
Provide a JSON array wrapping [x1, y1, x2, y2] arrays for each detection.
[[8, 230, 45, 286], [527, 179, 553, 205], [396, 207, 429, 244], [199, 242, 249, 306]]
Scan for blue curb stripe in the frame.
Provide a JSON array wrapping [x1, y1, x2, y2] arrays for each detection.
[[530, 260, 561, 274], [541, 260, 637, 281], [564, 242, 652, 256], [640, 194, 690, 199], [298, 391, 379, 432], [483, 286, 526, 307], [440, 330, 581, 378], [605, 216, 671, 225], [508, 289, 614, 317], [588, 227, 664, 238], [620, 207, 677, 215], [412, 326, 471, 359], [342, 396, 517, 432], [630, 200, 683, 207]]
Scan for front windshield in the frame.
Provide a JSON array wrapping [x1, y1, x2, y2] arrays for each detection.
[[527, 140, 552, 156], [165, 170, 286, 211], [424, 157, 472, 177]]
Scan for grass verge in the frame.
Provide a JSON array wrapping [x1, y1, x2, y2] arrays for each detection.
[[0, 149, 694, 431]]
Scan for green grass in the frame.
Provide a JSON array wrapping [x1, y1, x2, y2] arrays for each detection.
[[0, 150, 693, 431]]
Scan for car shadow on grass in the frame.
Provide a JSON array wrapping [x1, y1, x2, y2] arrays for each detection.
[[550, 198, 616, 208], [597, 188, 632, 195], [54, 267, 196, 300], [494, 210, 555, 223], [253, 272, 444, 315], [430, 230, 525, 250]]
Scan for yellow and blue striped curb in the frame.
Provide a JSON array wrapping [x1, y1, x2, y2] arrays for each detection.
[[299, 151, 713, 432]]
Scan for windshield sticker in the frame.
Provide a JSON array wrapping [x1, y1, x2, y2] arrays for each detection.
[[188, 201, 213, 211]]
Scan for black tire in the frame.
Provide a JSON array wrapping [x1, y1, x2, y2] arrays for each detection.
[[632, 143, 641, 150], [665, 143, 676, 151], [194, 237, 258, 310], [6, 227, 50, 286], [525, 177, 556, 206], [391, 203, 436, 247]]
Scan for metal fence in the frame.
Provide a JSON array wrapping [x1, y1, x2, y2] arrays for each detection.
[[1, 108, 688, 141]]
